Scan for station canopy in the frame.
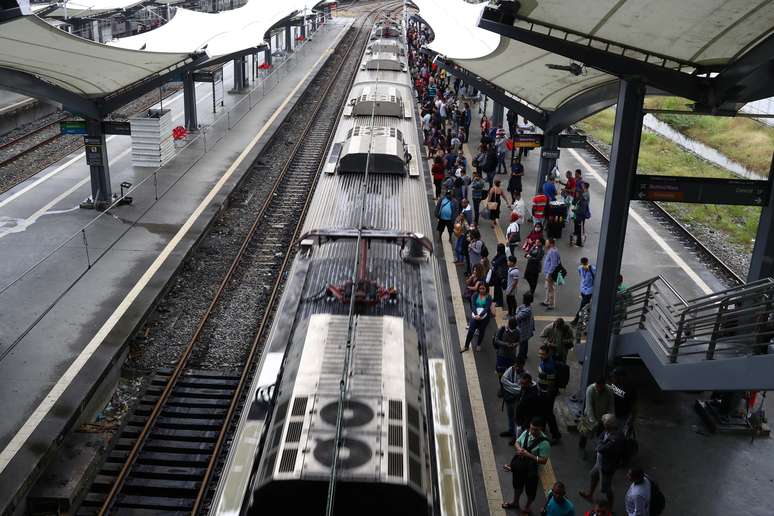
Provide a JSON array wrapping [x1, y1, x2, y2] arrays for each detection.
[[43, 0, 144, 18], [0, 14, 193, 98], [413, 0, 774, 125], [109, 0, 316, 56]]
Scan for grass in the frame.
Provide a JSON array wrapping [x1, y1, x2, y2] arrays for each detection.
[[644, 96, 774, 176], [577, 108, 760, 250]]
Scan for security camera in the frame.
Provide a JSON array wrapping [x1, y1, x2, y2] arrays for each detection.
[[546, 62, 584, 76]]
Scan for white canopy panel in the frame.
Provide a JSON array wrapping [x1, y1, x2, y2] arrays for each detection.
[[414, 0, 616, 112], [109, 0, 307, 57], [513, 0, 774, 68], [0, 15, 193, 97], [44, 0, 144, 18], [414, 0, 498, 60]]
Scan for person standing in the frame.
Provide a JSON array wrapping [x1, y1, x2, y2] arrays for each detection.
[[537, 344, 562, 443], [571, 257, 596, 325], [482, 144, 498, 187], [461, 284, 494, 352], [541, 238, 561, 310], [493, 317, 520, 377], [513, 292, 535, 360], [435, 190, 459, 242], [624, 468, 651, 516], [544, 482, 576, 516], [491, 243, 508, 308], [511, 189, 526, 222], [542, 176, 558, 202], [504, 256, 520, 316], [470, 173, 486, 226], [502, 417, 551, 513], [540, 317, 575, 363], [464, 102, 472, 143], [500, 358, 526, 439], [467, 229, 483, 269], [579, 414, 625, 507], [611, 367, 637, 436], [487, 179, 504, 229], [573, 181, 590, 247], [524, 238, 544, 296], [579, 378, 615, 451], [506, 212, 521, 258], [431, 156, 445, 198]]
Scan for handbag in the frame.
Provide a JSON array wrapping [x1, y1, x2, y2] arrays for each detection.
[[486, 200, 499, 211]]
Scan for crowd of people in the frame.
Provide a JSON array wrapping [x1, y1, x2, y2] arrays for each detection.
[[408, 19, 664, 516]]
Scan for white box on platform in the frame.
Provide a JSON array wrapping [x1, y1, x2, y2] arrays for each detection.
[[129, 109, 174, 168]]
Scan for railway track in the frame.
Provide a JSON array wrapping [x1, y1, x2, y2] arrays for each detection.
[[583, 139, 745, 286], [76, 6, 397, 515], [0, 115, 68, 169]]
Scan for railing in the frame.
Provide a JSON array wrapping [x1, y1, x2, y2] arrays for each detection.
[[0, 22, 332, 364], [576, 276, 774, 363]]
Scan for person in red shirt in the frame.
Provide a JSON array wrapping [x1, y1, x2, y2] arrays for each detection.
[[531, 193, 548, 225], [431, 156, 445, 199], [561, 170, 576, 201]]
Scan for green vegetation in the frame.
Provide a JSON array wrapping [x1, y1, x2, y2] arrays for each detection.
[[644, 96, 774, 176], [577, 108, 760, 250]]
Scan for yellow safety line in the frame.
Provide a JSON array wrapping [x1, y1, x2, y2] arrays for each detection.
[[440, 237, 505, 516]]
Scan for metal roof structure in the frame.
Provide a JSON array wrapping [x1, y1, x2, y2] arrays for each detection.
[[0, 12, 198, 117], [414, 0, 774, 131], [43, 0, 144, 18]]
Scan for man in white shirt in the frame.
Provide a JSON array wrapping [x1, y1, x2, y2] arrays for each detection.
[[511, 192, 526, 223], [625, 468, 651, 516]]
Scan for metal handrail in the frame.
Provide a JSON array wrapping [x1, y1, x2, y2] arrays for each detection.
[[577, 275, 774, 363]]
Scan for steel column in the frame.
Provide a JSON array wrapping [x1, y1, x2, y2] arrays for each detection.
[[85, 118, 112, 209], [183, 71, 198, 131], [301, 18, 306, 38], [536, 131, 559, 194], [748, 153, 774, 281], [285, 25, 292, 54], [264, 44, 272, 67], [491, 101, 504, 129], [581, 79, 646, 389], [233, 57, 247, 90]]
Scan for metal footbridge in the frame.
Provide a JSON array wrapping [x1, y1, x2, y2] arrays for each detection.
[[578, 278, 774, 390]]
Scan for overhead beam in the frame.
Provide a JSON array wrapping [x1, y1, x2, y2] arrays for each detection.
[[713, 32, 774, 105], [0, 67, 101, 119], [477, 16, 709, 106]]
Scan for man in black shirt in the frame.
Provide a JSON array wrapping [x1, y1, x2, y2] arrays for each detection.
[[611, 367, 637, 434]]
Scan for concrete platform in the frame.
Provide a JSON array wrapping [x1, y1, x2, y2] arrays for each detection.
[[0, 18, 352, 514], [438, 101, 774, 515], [0, 89, 58, 137]]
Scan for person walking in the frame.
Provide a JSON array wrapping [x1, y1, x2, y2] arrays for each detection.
[[579, 414, 625, 507], [502, 416, 551, 513], [541, 238, 561, 310], [470, 173, 486, 226], [511, 190, 526, 223], [487, 179, 504, 229], [461, 283, 494, 352], [524, 238, 544, 296], [483, 144, 498, 187], [435, 190, 459, 242], [624, 468, 651, 516], [505, 256, 520, 316], [513, 292, 535, 361], [571, 258, 596, 326], [543, 482, 576, 516], [494, 317, 520, 377]]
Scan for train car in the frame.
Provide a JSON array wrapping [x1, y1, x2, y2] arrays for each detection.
[[210, 11, 473, 516]]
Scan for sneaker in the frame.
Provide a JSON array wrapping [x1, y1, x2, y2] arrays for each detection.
[[545, 306, 554, 311], [540, 301, 549, 307]]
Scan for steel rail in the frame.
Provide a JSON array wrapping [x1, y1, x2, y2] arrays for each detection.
[[583, 139, 746, 286], [95, 12, 380, 515]]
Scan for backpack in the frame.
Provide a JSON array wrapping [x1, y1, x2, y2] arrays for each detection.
[[508, 229, 519, 244], [554, 361, 570, 389], [648, 477, 666, 515], [480, 242, 489, 258]]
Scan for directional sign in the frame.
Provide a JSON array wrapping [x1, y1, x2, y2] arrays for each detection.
[[631, 174, 771, 206], [83, 136, 104, 167], [558, 133, 587, 148], [541, 149, 560, 160], [511, 133, 543, 148], [60, 120, 87, 135]]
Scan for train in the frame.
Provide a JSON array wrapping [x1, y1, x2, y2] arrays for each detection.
[[210, 8, 472, 516]]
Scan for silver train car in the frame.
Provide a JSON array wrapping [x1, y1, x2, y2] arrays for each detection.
[[211, 12, 473, 516]]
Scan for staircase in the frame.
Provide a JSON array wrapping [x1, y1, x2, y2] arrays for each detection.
[[577, 277, 774, 390]]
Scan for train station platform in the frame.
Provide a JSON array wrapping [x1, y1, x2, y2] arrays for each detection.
[[434, 101, 774, 515], [0, 90, 58, 136], [0, 17, 352, 514]]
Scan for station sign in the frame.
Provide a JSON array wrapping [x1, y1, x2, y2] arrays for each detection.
[[60, 120, 87, 135], [541, 149, 560, 160], [193, 66, 224, 83], [60, 120, 131, 136], [83, 136, 104, 167], [510, 133, 543, 148], [558, 133, 587, 148], [631, 174, 771, 206]]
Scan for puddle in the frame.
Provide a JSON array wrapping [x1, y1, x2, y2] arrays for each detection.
[[642, 114, 763, 180]]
